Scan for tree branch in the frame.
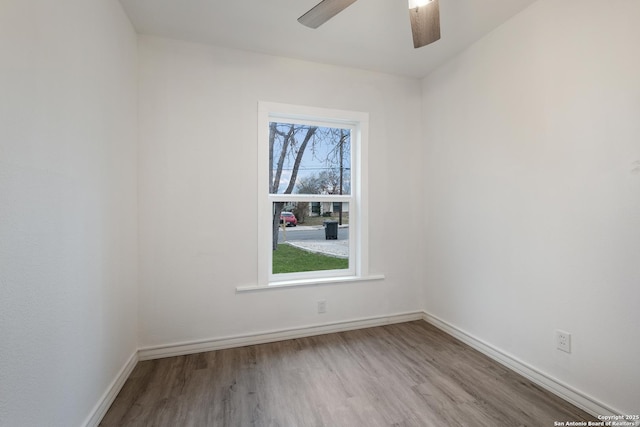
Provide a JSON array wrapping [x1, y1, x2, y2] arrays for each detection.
[[271, 124, 294, 193], [283, 126, 317, 194]]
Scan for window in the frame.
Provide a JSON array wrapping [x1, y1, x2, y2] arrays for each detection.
[[253, 102, 375, 288]]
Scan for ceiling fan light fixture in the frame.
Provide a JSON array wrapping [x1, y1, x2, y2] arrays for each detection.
[[408, 0, 440, 48], [298, 0, 441, 49], [408, 0, 432, 9]]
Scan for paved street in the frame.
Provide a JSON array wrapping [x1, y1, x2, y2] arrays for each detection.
[[278, 226, 349, 241]]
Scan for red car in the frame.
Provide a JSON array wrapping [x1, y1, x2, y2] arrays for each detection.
[[280, 211, 297, 227]]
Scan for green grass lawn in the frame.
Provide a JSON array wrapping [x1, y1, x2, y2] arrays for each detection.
[[272, 243, 348, 274]]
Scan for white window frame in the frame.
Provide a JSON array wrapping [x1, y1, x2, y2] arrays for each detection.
[[251, 101, 375, 289]]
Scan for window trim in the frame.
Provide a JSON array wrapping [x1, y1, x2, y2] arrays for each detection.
[[255, 101, 371, 288]]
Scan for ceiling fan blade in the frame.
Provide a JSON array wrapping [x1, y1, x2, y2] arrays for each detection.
[[409, 0, 441, 48], [298, 0, 358, 29]]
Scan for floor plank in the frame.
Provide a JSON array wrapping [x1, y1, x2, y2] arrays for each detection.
[[101, 321, 595, 426]]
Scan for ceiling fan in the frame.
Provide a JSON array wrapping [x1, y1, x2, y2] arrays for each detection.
[[297, 0, 441, 49]]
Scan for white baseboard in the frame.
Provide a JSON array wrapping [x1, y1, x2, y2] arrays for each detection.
[[421, 311, 620, 418], [138, 311, 424, 361], [82, 350, 138, 427]]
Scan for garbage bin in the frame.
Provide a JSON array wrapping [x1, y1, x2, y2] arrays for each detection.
[[324, 220, 338, 240]]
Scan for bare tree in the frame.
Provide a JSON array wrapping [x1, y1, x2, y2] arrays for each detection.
[[291, 202, 309, 224], [270, 123, 317, 250], [296, 170, 337, 193]]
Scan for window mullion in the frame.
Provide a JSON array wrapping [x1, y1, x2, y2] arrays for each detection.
[[268, 194, 352, 203]]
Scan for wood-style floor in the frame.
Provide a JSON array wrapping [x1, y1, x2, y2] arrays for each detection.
[[101, 321, 595, 426]]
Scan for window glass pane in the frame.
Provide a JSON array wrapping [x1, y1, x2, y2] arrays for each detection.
[[311, 202, 320, 215], [272, 202, 349, 274], [269, 122, 351, 195]]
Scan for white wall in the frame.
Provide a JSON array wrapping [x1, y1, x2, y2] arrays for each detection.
[[137, 36, 424, 348], [0, 1, 138, 426], [5, 0, 636, 421], [422, 0, 640, 414]]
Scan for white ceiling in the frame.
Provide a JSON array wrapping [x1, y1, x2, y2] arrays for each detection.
[[119, 0, 537, 78]]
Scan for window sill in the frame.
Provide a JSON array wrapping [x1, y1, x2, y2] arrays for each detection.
[[236, 274, 385, 293]]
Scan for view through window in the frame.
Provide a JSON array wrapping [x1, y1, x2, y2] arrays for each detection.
[[269, 121, 354, 278]]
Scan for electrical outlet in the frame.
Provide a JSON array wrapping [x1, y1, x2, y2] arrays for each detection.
[[556, 330, 571, 353], [317, 300, 326, 314]]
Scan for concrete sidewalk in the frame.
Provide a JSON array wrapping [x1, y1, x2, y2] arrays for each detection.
[[286, 239, 349, 259]]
